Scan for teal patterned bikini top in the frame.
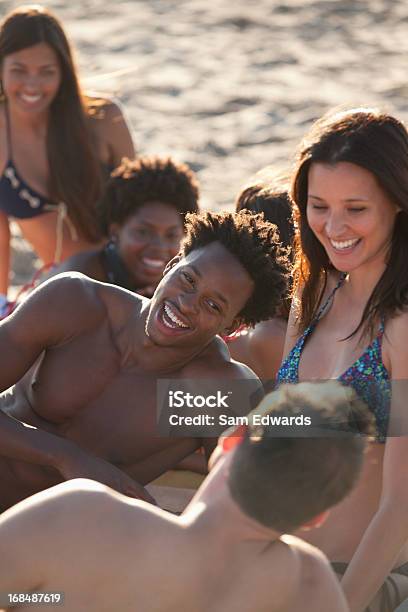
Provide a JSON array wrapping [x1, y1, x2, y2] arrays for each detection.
[[276, 274, 390, 442]]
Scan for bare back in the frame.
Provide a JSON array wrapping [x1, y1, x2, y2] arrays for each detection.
[[0, 482, 348, 612]]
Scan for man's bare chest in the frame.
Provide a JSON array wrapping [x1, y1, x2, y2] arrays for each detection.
[[24, 336, 170, 462]]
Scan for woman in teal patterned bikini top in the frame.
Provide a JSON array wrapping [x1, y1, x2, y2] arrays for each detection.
[[277, 107, 408, 612], [277, 271, 391, 442]]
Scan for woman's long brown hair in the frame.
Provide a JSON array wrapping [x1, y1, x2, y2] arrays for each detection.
[[0, 5, 104, 242], [291, 107, 408, 340]]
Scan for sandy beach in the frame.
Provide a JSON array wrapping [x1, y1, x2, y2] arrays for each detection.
[[4, 0, 408, 290]]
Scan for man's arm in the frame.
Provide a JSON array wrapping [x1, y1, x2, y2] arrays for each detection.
[[0, 274, 104, 463], [0, 275, 155, 502]]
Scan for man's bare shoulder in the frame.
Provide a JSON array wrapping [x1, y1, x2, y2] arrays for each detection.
[[36, 274, 145, 344], [96, 282, 145, 328], [182, 336, 260, 381], [46, 272, 111, 318], [280, 535, 348, 612], [38, 271, 99, 303], [4, 273, 107, 339]]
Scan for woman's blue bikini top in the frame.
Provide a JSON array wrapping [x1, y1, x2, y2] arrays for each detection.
[[0, 104, 57, 218], [276, 274, 391, 441]]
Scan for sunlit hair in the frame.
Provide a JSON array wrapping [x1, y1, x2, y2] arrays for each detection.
[[181, 210, 289, 327], [0, 5, 104, 241], [291, 106, 408, 338], [98, 156, 200, 235], [229, 381, 373, 532]]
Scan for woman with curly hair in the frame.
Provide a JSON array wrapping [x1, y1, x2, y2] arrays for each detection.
[[55, 156, 200, 297]]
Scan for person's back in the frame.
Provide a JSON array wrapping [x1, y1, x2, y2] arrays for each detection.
[[0, 475, 346, 612], [0, 381, 372, 611]]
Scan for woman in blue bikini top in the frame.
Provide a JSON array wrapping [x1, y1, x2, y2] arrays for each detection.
[[276, 107, 408, 612], [277, 271, 390, 441], [0, 6, 134, 309]]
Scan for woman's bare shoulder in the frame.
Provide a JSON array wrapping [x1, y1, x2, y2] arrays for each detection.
[[282, 270, 336, 358], [85, 94, 126, 125], [51, 249, 105, 281], [85, 93, 134, 163]]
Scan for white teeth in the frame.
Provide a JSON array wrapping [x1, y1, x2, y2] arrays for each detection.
[[162, 315, 176, 329], [164, 303, 189, 329], [143, 258, 165, 269], [330, 238, 359, 250], [21, 94, 41, 103]]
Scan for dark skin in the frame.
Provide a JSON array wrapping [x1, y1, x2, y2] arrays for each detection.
[[0, 241, 260, 510], [54, 200, 185, 297]]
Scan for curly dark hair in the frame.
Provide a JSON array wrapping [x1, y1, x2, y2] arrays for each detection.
[[180, 211, 289, 327], [98, 156, 200, 235]]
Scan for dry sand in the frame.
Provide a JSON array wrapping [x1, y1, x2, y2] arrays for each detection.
[[4, 0, 408, 290]]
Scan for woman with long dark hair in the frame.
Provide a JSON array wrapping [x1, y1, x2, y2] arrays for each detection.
[[0, 5, 134, 309], [277, 107, 408, 611]]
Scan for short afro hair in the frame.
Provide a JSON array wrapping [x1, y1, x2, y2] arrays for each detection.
[[98, 156, 200, 236], [180, 210, 289, 327]]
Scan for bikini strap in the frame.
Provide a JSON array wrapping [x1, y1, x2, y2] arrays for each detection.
[[375, 314, 386, 349], [313, 272, 347, 323]]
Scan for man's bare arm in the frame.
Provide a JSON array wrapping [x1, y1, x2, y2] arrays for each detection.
[[0, 275, 155, 502], [0, 274, 104, 464]]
